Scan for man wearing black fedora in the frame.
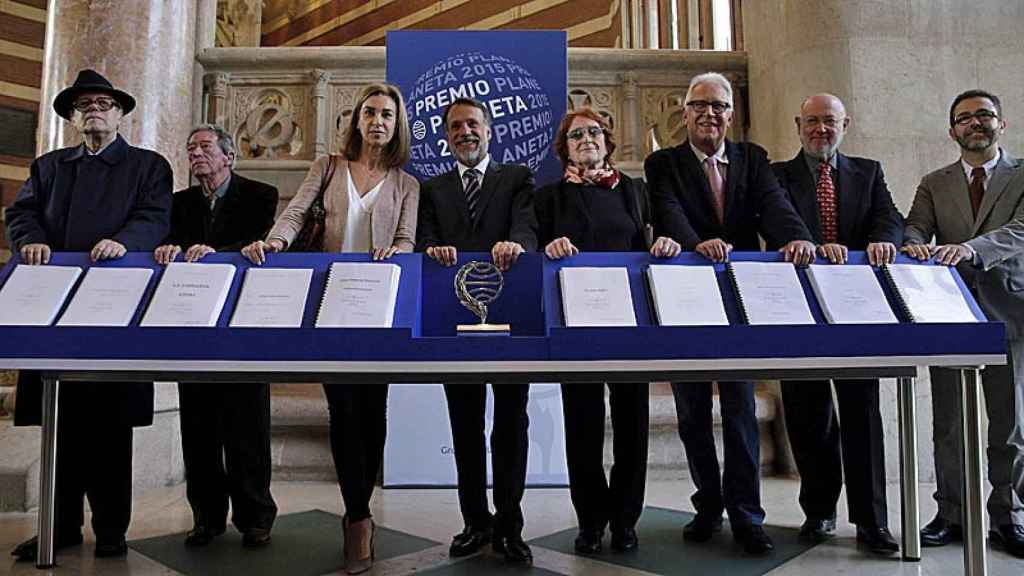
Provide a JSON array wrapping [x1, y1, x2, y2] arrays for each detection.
[[5, 69, 172, 561]]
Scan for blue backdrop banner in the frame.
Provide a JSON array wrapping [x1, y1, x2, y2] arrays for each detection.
[[386, 30, 568, 186]]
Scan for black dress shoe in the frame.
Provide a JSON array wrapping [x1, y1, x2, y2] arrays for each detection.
[[11, 532, 84, 561], [989, 524, 1024, 558], [920, 515, 962, 547], [242, 527, 272, 549], [574, 528, 603, 554], [493, 535, 532, 564], [683, 513, 723, 543], [449, 525, 492, 557], [184, 525, 226, 547], [611, 527, 638, 552], [799, 517, 836, 543], [94, 535, 128, 558], [733, 525, 775, 555], [856, 526, 899, 556]]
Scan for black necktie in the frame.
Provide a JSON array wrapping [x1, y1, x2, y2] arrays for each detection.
[[464, 168, 481, 222]]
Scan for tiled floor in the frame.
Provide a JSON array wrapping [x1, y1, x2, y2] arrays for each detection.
[[0, 477, 1020, 575]]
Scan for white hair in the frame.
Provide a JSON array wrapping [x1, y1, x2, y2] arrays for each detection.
[[685, 72, 733, 105]]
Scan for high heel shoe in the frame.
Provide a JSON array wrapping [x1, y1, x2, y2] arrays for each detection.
[[345, 518, 375, 575]]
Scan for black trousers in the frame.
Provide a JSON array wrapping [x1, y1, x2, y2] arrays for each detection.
[[561, 382, 649, 533], [443, 383, 529, 538], [323, 384, 389, 522], [55, 414, 133, 539], [780, 378, 888, 528], [178, 382, 277, 532], [672, 381, 764, 528]]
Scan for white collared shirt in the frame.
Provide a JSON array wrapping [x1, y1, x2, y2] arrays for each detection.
[[961, 149, 1001, 191], [457, 154, 491, 187], [689, 142, 729, 169]]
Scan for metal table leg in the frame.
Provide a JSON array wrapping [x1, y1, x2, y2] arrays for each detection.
[[36, 377, 60, 569], [898, 376, 921, 561], [960, 368, 987, 576]]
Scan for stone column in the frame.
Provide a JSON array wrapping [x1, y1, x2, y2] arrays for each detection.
[[310, 69, 331, 157], [37, 0, 197, 190], [743, 0, 1024, 482]]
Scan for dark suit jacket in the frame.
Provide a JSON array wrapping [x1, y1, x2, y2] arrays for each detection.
[[415, 160, 537, 252], [771, 151, 903, 247], [644, 140, 812, 250], [5, 135, 173, 428], [165, 172, 278, 251], [535, 173, 651, 252]]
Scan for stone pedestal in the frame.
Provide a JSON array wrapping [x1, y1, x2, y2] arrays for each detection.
[[37, 0, 197, 190]]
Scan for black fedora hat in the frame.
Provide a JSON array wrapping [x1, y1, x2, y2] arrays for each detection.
[[53, 69, 136, 120]]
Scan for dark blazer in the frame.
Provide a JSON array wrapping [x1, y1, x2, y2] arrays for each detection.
[[165, 172, 278, 251], [771, 151, 903, 248], [416, 160, 537, 252], [644, 140, 811, 250], [535, 173, 651, 252], [6, 135, 173, 428]]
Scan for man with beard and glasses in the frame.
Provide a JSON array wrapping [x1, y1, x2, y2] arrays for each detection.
[[903, 89, 1024, 558], [644, 72, 815, 556], [153, 124, 279, 549], [771, 94, 903, 555], [415, 97, 538, 564]]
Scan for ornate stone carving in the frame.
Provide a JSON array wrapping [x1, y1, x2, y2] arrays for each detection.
[[205, 72, 230, 98], [330, 86, 361, 152], [232, 86, 308, 159], [642, 88, 688, 153], [216, 0, 262, 47]]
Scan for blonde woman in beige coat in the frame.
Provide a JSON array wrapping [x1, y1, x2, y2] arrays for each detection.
[[242, 83, 418, 575]]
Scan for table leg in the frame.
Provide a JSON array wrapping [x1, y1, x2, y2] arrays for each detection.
[[960, 368, 987, 576], [36, 377, 60, 569], [897, 376, 921, 561]]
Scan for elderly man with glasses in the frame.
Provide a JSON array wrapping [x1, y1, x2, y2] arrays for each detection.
[[903, 89, 1024, 558], [6, 69, 172, 561], [644, 72, 814, 555]]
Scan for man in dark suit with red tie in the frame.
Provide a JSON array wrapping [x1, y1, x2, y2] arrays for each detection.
[[416, 97, 537, 564], [645, 72, 815, 555], [771, 93, 903, 555]]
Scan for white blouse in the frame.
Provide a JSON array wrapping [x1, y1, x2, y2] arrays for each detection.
[[342, 170, 384, 252]]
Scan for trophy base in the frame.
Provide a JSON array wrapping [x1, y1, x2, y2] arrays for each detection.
[[457, 323, 511, 334]]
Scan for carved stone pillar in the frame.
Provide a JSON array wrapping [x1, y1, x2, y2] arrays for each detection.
[[310, 69, 331, 156], [620, 72, 640, 161], [205, 72, 230, 128], [216, 0, 262, 47], [38, 0, 197, 190]]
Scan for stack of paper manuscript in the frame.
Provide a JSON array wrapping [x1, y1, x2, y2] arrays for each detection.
[[316, 262, 401, 328], [727, 262, 815, 325], [230, 268, 313, 328], [882, 264, 979, 323], [646, 265, 729, 326], [57, 267, 153, 326], [140, 262, 236, 327], [0, 265, 82, 325], [559, 267, 637, 327], [806, 264, 898, 324]]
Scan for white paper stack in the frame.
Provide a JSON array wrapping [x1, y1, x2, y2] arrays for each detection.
[[57, 267, 153, 326], [559, 267, 637, 327], [230, 267, 314, 328], [646, 264, 729, 326], [806, 264, 898, 324], [0, 264, 82, 325], [883, 264, 979, 323], [728, 262, 815, 325], [140, 262, 236, 327], [316, 262, 401, 328]]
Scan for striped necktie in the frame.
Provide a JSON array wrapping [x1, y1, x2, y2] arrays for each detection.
[[464, 168, 481, 222], [816, 162, 838, 243]]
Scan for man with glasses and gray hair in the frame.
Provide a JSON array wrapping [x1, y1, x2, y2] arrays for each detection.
[[903, 89, 1024, 558], [644, 71, 814, 555], [153, 123, 279, 549]]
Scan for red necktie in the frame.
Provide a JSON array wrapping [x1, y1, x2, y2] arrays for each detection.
[[969, 166, 985, 218], [704, 157, 725, 224], [816, 162, 838, 243]]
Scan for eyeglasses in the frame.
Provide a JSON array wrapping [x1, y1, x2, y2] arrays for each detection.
[[567, 126, 603, 140], [72, 97, 118, 112], [686, 100, 732, 114], [953, 110, 999, 126]]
